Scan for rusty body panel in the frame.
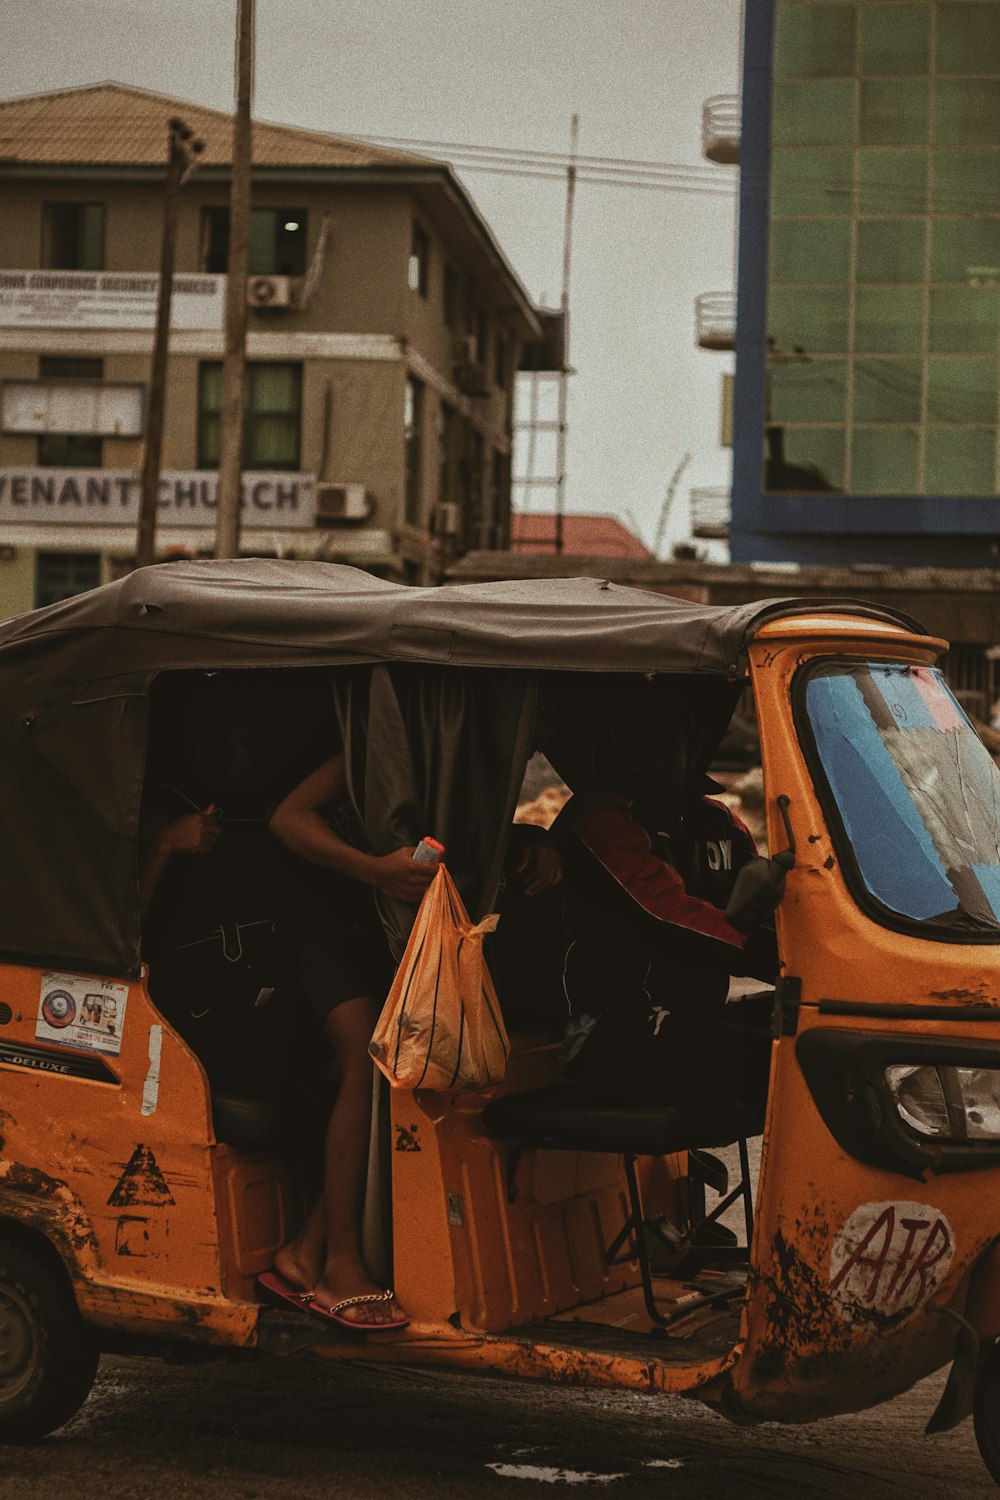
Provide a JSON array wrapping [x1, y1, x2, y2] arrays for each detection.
[[719, 625, 1000, 1422]]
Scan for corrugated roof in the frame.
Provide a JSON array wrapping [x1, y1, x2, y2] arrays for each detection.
[[511, 513, 654, 560], [0, 82, 434, 171]]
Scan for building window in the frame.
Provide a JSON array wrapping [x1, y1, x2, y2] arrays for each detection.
[[404, 376, 424, 524], [35, 552, 101, 609], [409, 223, 430, 295], [198, 362, 302, 470], [464, 428, 484, 546], [488, 448, 509, 547], [201, 208, 307, 276], [35, 357, 104, 467], [41, 203, 104, 270], [438, 402, 454, 504], [443, 264, 458, 328], [494, 332, 509, 390]]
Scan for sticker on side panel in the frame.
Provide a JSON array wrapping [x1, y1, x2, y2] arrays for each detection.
[[36, 972, 129, 1057], [829, 1200, 955, 1319]]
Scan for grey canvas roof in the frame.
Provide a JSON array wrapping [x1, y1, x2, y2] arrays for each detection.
[[0, 558, 925, 678], [0, 560, 928, 980]]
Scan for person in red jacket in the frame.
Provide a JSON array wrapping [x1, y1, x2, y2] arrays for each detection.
[[549, 687, 777, 1110]]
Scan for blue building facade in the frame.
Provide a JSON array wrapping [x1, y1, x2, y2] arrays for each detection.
[[731, 0, 1000, 565]]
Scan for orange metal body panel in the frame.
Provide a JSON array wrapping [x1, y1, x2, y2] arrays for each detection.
[[0, 963, 258, 1344], [715, 628, 1000, 1423], [4, 609, 1000, 1428]]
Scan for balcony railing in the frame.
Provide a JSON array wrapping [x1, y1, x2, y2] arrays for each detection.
[[690, 487, 730, 540], [695, 292, 735, 350], [702, 95, 740, 164]]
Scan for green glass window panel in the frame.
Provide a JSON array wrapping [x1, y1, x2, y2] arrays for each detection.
[[935, 81, 1000, 148], [937, 4, 1000, 74], [924, 427, 997, 493], [774, 6, 856, 77], [929, 287, 1000, 352], [763, 426, 845, 492], [855, 288, 925, 352], [768, 287, 849, 351], [249, 363, 299, 412], [859, 80, 929, 146], [769, 220, 851, 283], [770, 150, 853, 214], [857, 220, 927, 283], [931, 219, 1000, 284], [199, 415, 221, 467], [860, 5, 930, 76], [850, 428, 920, 492], [769, 359, 847, 423], [931, 150, 1000, 217], [926, 358, 998, 423], [773, 81, 857, 146], [853, 360, 924, 423], [857, 150, 927, 217], [249, 416, 299, 467]]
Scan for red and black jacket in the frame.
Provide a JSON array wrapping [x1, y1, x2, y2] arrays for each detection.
[[551, 790, 758, 1023]]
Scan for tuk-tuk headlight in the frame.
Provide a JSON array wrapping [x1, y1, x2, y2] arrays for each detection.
[[887, 1064, 1000, 1141]]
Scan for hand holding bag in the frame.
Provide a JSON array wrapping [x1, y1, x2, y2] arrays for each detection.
[[369, 866, 510, 1092]]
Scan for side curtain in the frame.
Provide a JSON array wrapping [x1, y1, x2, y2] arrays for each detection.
[[333, 663, 538, 961]]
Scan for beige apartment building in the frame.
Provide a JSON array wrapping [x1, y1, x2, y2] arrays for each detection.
[[0, 84, 561, 614]]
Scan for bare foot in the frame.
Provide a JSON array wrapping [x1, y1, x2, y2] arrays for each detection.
[[313, 1257, 407, 1327], [274, 1243, 321, 1294]]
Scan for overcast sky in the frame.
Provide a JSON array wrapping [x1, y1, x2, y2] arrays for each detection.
[[2, 0, 742, 555]]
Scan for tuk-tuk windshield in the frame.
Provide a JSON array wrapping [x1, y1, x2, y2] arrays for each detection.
[[804, 662, 1000, 936]]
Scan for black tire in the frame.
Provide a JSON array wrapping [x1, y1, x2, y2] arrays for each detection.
[[975, 1339, 1000, 1486], [0, 1237, 99, 1443]]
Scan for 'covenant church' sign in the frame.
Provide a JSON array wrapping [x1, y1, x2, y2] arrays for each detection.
[[0, 470, 317, 530]]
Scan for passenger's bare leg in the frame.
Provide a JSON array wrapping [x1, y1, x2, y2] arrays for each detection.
[[315, 996, 405, 1325]]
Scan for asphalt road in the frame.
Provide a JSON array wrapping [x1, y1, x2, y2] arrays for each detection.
[[1, 1352, 996, 1500]]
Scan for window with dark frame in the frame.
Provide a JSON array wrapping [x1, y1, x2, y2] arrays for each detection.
[[198, 362, 302, 470], [41, 203, 105, 270], [201, 207, 308, 276], [35, 551, 102, 609], [404, 376, 425, 524], [438, 402, 454, 505], [36, 356, 104, 467], [494, 332, 509, 390], [443, 264, 458, 328], [409, 223, 430, 295]]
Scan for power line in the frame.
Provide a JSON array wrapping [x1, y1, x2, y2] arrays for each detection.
[[350, 131, 736, 197]]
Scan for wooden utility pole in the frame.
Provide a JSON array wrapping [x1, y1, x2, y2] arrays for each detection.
[[214, 0, 255, 559], [136, 118, 203, 569], [554, 113, 579, 557]]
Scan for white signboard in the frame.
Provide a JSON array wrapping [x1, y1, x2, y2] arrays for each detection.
[[0, 270, 225, 330], [1, 380, 145, 437], [0, 469, 316, 529]]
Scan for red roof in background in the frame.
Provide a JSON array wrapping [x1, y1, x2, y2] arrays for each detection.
[[510, 513, 653, 559]]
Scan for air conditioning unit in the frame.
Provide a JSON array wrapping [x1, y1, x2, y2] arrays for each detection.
[[435, 502, 461, 536], [246, 275, 292, 309], [316, 482, 370, 523]]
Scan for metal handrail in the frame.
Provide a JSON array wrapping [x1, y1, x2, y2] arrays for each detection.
[[695, 292, 736, 349], [690, 486, 730, 539], [702, 95, 740, 163]]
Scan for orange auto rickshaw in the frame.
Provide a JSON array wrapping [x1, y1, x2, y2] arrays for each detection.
[[2, 560, 1000, 1480]]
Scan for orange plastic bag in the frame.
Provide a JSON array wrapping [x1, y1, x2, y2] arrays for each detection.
[[369, 866, 510, 1092]]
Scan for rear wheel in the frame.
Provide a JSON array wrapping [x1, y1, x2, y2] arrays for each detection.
[[0, 1237, 98, 1442], [974, 1340, 1000, 1485]]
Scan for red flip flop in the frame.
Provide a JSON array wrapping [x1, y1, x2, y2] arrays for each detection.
[[309, 1289, 409, 1332], [257, 1269, 315, 1314]]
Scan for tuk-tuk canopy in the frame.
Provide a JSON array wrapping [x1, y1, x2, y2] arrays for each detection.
[[0, 560, 926, 978]]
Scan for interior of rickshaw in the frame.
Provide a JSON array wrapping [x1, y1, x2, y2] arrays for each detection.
[[140, 660, 775, 1360]]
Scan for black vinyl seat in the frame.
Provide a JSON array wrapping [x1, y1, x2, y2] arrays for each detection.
[[481, 1085, 762, 1327]]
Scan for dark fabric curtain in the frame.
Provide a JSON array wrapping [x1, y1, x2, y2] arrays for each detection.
[[333, 664, 538, 960]]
